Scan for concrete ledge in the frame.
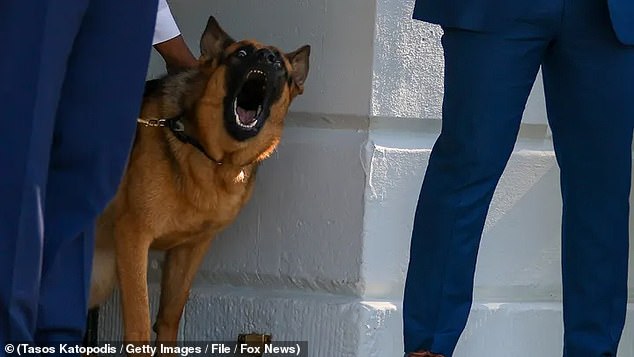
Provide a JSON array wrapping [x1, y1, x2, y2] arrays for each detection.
[[456, 303, 634, 357], [99, 289, 634, 357], [98, 285, 403, 357]]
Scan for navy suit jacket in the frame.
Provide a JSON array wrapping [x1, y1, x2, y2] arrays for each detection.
[[413, 0, 634, 45]]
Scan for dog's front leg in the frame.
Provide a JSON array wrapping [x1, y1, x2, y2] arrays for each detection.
[[115, 228, 153, 354], [155, 237, 213, 347]]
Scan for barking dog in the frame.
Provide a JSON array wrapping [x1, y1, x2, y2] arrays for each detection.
[[88, 16, 310, 347]]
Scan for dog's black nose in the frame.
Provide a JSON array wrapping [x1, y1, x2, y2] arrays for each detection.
[[256, 48, 277, 64]]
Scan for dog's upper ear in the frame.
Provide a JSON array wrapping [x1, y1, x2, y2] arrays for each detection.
[[199, 16, 235, 62], [286, 45, 311, 95]]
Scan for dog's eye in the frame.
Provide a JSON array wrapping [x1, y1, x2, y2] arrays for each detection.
[[236, 49, 248, 58]]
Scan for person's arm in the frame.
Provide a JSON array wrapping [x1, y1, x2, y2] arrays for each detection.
[[154, 35, 198, 71], [153, 0, 197, 72]]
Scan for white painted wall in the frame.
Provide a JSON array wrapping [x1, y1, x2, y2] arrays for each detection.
[[370, 0, 547, 124], [99, 0, 634, 356], [150, 0, 376, 117]]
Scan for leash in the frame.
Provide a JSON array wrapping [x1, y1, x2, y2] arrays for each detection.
[[137, 116, 223, 165]]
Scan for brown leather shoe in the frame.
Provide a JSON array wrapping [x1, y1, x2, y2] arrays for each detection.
[[406, 351, 445, 357]]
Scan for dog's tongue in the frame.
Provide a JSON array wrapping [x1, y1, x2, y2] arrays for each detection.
[[237, 106, 257, 125]]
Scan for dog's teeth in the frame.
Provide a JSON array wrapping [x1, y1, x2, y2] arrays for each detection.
[[247, 69, 266, 78]]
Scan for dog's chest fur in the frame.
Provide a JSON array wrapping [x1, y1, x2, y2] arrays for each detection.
[[150, 168, 254, 250], [111, 126, 258, 251]]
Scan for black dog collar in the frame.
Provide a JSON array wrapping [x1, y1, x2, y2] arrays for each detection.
[[137, 116, 223, 165]]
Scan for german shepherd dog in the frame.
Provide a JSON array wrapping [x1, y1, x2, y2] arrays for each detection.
[[88, 16, 310, 346]]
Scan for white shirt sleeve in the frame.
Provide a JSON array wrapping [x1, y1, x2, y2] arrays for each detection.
[[153, 0, 181, 45]]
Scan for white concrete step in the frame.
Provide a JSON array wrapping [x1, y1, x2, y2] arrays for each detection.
[[457, 303, 634, 357], [98, 288, 634, 356], [98, 285, 403, 357]]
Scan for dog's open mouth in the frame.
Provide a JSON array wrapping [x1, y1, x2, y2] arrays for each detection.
[[233, 69, 268, 129]]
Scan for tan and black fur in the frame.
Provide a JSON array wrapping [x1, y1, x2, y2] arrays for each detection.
[[88, 16, 310, 347]]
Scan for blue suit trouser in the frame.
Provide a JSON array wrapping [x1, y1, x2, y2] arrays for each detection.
[[0, 0, 157, 351], [404, 0, 634, 355]]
